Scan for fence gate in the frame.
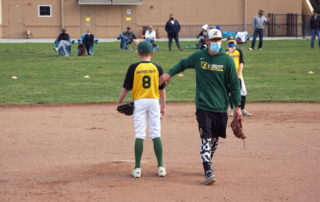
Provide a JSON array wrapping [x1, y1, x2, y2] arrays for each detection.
[[268, 13, 298, 37]]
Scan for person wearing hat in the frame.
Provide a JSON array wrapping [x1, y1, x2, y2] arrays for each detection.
[[144, 25, 159, 50], [54, 27, 71, 56], [117, 41, 167, 178], [196, 24, 209, 49], [159, 29, 242, 185], [226, 36, 252, 117], [119, 26, 137, 50], [145, 26, 156, 43], [249, 9, 269, 51], [165, 13, 183, 51]]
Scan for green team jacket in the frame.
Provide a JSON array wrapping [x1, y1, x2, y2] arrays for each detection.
[[168, 48, 241, 113]]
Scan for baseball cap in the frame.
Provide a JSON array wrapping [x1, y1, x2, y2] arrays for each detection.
[[137, 41, 153, 53], [227, 36, 236, 43], [207, 29, 222, 40], [259, 9, 264, 13], [61, 28, 67, 33], [202, 24, 208, 30]]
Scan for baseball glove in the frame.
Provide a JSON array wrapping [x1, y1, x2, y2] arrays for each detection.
[[117, 102, 134, 116], [230, 112, 246, 139]]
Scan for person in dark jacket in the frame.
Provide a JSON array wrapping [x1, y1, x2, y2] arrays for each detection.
[[83, 30, 95, 55], [310, 10, 320, 48], [165, 14, 182, 51], [54, 28, 71, 56], [119, 27, 137, 50], [196, 24, 208, 49]]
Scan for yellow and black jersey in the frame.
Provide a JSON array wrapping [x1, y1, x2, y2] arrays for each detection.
[[123, 61, 165, 100], [226, 48, 244, 78]]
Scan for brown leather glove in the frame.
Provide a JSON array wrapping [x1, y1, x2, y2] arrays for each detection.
[[231, 112, 246, 139]]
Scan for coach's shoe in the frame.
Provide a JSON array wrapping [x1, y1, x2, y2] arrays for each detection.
[[258, 48, 263, 51], [229, 108, 234, 117], [158, 166, 167, 177], [132, 168, 141, 178], [205, 170, 216, 185], [248, 48, 253, 51], [54, 47, 58, 52], [242, 109, 252, 116]]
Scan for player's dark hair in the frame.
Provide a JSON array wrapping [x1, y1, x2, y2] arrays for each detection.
[[138, 52, 153, 57]]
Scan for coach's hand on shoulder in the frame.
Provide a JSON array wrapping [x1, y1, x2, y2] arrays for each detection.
[[159, 73, 171, 86]]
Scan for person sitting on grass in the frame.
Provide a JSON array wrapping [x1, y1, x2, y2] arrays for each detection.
[[196, 24, 208, 49]]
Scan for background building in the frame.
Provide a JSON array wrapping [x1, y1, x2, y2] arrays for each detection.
[[0, 0, 306, 39]]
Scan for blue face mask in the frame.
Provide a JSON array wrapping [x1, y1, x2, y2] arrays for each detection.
[[210, 42, 221, 52]]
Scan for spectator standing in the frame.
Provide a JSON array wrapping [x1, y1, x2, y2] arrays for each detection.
[[165, 14, 182, 51], [54, 28, 71, 56], [249, 9, 268, 51], [83, 30, 95, 55], [310, 10, 320, 48]]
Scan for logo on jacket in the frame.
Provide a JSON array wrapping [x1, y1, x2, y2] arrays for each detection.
[[201, 61, 224, 71]]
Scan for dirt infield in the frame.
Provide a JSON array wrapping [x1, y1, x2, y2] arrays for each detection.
[[1, 103, 319, 202]]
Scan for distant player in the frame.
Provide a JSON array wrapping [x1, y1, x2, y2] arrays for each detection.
[[226, 36, 252, 116], [117, 41, 167, 178]]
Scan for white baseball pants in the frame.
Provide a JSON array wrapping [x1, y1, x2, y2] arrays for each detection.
[[133, 98, 161, 140], [240, 78, 247, 96]]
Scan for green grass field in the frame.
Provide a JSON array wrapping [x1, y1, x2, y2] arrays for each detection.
[[0, 40, 319, 104]]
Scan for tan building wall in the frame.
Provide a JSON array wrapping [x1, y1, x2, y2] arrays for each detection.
[[0, 0, 2, 38], [0, 0, 302, 39]]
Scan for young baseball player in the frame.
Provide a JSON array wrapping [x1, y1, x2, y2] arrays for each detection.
[[226, 36, 252, 116], [117, 41, 167, 178]]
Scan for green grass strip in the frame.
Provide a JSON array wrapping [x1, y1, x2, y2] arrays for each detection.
[[0, 40, 319, 104]]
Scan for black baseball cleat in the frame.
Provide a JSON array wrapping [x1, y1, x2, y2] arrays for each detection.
[[205, 170, 217, 185]]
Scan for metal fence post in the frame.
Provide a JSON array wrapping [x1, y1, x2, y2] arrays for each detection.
[[302, 14, 305, 38]]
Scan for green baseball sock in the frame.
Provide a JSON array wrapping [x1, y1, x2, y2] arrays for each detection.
[[134, 138, 144, 169], [153, 137, 163, 167]]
